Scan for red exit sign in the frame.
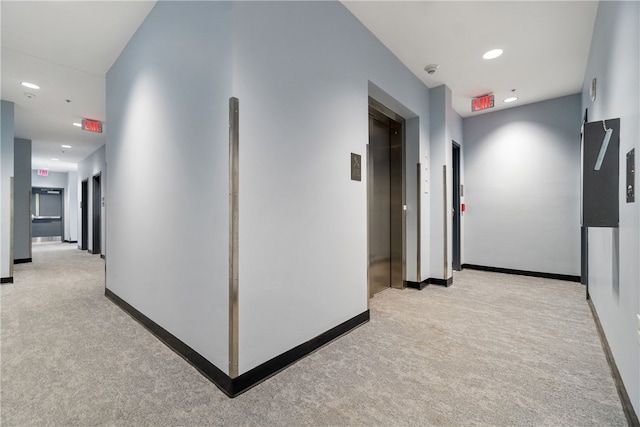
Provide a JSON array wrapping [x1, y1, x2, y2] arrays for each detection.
[[82, 119, 103, 133], [471, 94, 495, 112]]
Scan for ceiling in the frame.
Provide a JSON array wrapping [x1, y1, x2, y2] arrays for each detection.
[[2, 1, 598, 173], [1, 1, 156, 172], [343, 1, 598, 117]]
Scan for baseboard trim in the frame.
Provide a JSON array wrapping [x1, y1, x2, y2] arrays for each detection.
[[100, 254, 105, 260], [105, 288, 369, 397], [588, 299, 640, 426], [429, 277, 453, 287], [405, 280, 429, 290], [63, 240, 78, 244], [406, 277, 453, 289], [14, 258, 32, 264], [1, 277, 14, 284], [462, 264, 581, 283]]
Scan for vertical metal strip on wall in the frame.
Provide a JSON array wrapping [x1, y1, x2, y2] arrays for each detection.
[[416, 163, 421, 282], [229, 97, 239, 378], [442, 165, 448, 279], [9, 177, 14, 278]]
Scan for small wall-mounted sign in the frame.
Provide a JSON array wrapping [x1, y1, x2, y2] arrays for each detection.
[[82, 119, 103, 133], [471, 94, 494, 112], [351, 153, 361, 181], [37, 169, 49, 176]]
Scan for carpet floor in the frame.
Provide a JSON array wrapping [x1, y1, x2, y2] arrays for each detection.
[[1, 242, 627, 426]]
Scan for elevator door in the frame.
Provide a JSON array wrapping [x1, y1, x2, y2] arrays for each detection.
[[368, 108, 403, 297]]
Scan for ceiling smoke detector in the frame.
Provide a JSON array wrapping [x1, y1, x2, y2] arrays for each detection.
[[24, 92, 36, 99], [424, 64, 440, 75]]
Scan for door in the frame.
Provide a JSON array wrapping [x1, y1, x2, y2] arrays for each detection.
[[81, 179, 88, 250], [31, 187, 63, 240], [452, 142, 461, 271], [368, 100, 404, 298], [92, 174, 101, 255]]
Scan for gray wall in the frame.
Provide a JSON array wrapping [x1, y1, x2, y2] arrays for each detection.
[[581, 1, 640, 415], [429, 85, 464, 280], [14, 138, 31, 260], [1, 100, 15, 280], [463, 94, 582, 276], [106, 1, 435, 376], [77, 145, 105, 254]]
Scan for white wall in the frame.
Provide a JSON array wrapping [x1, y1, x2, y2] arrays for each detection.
[[66, 171, 78, 242], [233, 1, 432, 374], [1, 101, 15, 280], [463, 94, 582, 276], [106, 2, 234, 372], [32, 170, 67, 188], [106, 1, 436, 377], [78, 145, 105, 254], [581, 1, 640, 415]]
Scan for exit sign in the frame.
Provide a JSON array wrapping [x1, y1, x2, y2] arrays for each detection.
[[471, 94, 495, 112], [37, 169, 49, 176], [82, 119, 103, 133]]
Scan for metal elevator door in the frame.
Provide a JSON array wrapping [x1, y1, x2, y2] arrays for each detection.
[[368, 109, 403, 297]]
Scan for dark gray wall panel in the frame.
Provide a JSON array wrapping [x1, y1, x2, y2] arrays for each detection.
[[582, 118, 620, 227]]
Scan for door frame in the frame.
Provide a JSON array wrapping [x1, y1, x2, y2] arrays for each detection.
[[91, 173, 101, 255], [81, 179, 88, 251], [367, 97, 406, 298], [452, 142, 461, 271], [31, 186, 65, 241]]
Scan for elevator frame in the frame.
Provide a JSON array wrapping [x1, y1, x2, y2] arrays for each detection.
[[367, 97, 406, 298]]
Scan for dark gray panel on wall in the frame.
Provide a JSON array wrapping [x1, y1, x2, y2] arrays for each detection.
[[582, 118, 620, 227], [626, 148, 635, 203]]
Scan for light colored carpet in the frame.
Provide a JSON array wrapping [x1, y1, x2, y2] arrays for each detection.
[[1, 243, 627, 426]]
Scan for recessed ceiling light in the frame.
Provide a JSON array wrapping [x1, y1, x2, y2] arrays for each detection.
[[61, 144, 72, 148], [21, 82, 40, 90], [51, 158, 59, 161], [483, 49, 503, 60], [504, 97, 518, 103], [73, 123, 82, 127]]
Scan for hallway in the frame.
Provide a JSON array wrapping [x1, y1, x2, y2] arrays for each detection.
[[1, 243, 626, 426]]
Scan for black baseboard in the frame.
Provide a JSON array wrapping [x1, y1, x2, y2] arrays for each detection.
[[105, 288, 369, 397], [429, 277, 453, 287], [63, 240, 78, 244], [88, 249, 100, 255], [462, 264, 581, 283], [406, 277, 453, 289], [14, 258, 32, 264], [100, 254, 105, 260], [1, 277, 13, 284], [588, 299, 640, 426], [405, 280, 429, 290]]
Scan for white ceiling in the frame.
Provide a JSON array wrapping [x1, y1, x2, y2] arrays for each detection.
[[1, 1, 156, 172], [2, 1, 598, 173], [343, 1, 598, 118]]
